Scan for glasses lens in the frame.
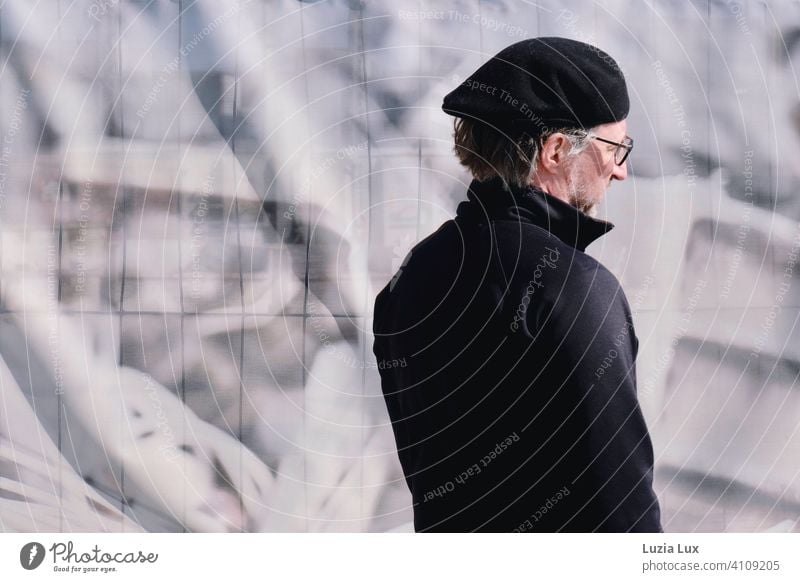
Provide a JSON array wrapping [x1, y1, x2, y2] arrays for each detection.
[[616, 138, 633, 165]]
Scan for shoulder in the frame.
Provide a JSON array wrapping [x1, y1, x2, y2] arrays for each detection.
[[566, 255, 624, 298], [554, 257, 628, 319], [542, 255, 634, 353]]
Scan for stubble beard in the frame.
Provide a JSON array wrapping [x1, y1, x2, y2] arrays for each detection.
[[566, 165, 599, 218]]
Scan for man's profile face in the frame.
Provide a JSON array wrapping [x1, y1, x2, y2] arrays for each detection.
[[564, 119, 629, 217]]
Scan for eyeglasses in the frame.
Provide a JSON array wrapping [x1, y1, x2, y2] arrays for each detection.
[[590, 134, 634, 166]]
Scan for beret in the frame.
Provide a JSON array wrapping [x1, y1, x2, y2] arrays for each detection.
[[442, 37, 629, 132]]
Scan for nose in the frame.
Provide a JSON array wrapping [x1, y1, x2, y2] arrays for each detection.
[[611, 159, 628, 181]]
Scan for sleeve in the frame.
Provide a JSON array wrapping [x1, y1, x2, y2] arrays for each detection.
[[537, 264, 662, 532], [372, 287, 415, 494]]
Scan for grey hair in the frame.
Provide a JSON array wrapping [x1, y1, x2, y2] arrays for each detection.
[[452, 118, 592, 190]]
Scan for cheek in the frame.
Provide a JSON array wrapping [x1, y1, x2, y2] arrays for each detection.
[[588, 149, 607, 168], [566, 163, 583, 190], [597, 162, 615, 184]]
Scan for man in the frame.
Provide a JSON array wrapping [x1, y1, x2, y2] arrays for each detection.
[[372, 37, 662, 532]]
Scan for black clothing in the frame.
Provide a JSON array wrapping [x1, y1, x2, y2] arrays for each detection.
[[372, 176, 662, 532]]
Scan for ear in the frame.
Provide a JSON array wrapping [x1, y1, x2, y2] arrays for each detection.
[[538, 133, 571, 174]]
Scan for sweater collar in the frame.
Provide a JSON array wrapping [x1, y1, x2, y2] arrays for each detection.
[[456, 176, 615, 252]]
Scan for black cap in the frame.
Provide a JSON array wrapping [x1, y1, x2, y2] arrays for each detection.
[[442, 37, 629, 132]]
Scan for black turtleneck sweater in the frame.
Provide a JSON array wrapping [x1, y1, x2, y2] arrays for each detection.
[[372, 176, 662, 532]]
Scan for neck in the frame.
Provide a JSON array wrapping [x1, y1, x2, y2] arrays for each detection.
[[529, 169, 571, 206]]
